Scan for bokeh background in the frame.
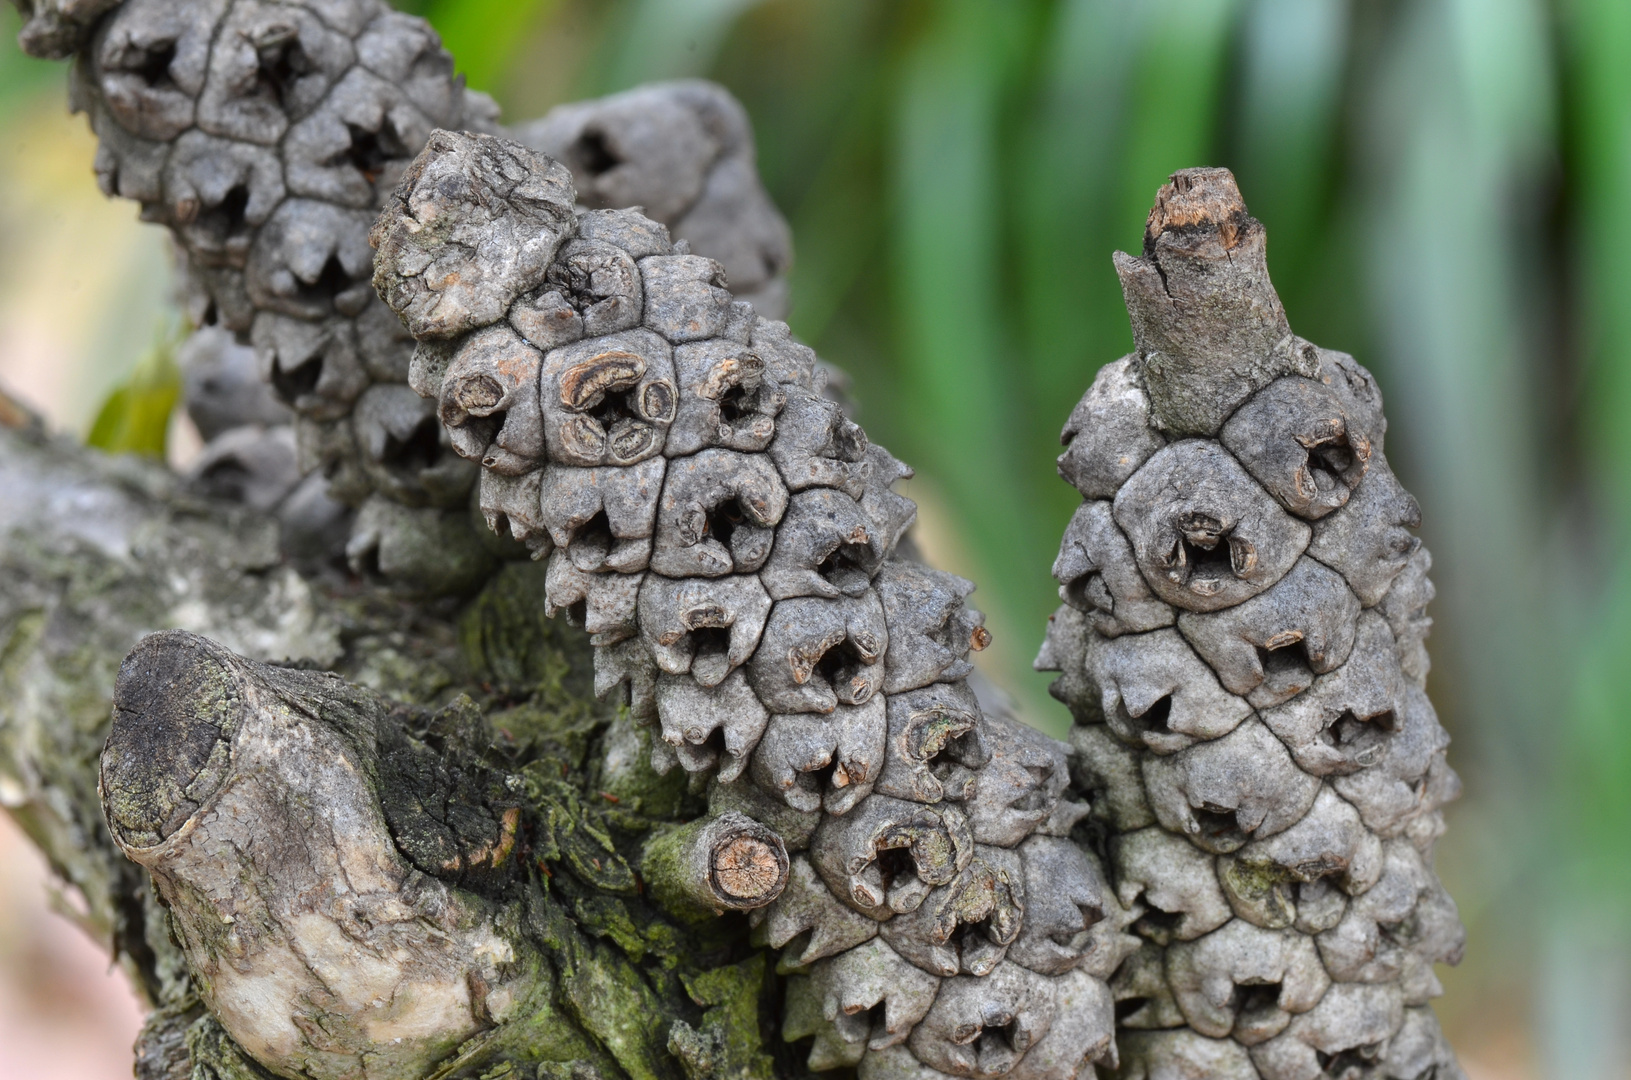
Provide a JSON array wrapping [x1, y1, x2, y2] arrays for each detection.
[[2, 0, 1628, 1076]]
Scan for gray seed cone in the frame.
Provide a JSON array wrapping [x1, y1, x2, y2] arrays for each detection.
[[18, 0, 792, 594], [360, 126, 1122, 1080], [1040, 168, 1466, 1079]]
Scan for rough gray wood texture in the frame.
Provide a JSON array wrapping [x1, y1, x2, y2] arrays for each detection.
[[1039, 169, 1466, 1079]]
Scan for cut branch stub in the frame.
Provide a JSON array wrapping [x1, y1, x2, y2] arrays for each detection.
[[101, 631, 544, 1080], [102, 630, 243, 849], [710, 772, 824, 853], [641, 810, 791, 919], [1113, 167, 1316, 436]]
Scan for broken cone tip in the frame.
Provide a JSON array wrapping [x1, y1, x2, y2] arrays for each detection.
[[1145, 167, 1251, 254]]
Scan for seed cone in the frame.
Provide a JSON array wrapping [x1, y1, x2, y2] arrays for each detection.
[[1041, 169, 1466, 1079], [22, 0, 792, 594], [366, 126, 1120, 1080]]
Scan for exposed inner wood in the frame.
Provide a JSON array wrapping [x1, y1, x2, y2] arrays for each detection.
[[714, 834, 783, 899]]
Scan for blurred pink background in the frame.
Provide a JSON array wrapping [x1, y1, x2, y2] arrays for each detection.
[[0, 814, 143, 1080]]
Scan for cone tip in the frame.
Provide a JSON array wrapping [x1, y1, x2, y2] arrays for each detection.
[[1144, 168, 1251, 255]]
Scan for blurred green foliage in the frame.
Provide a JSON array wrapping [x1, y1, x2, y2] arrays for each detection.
[[0, 4, 54, 107], [84, 321, 183, 459]]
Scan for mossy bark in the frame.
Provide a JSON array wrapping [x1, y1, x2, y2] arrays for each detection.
[[0, 407, 791, 1080]]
